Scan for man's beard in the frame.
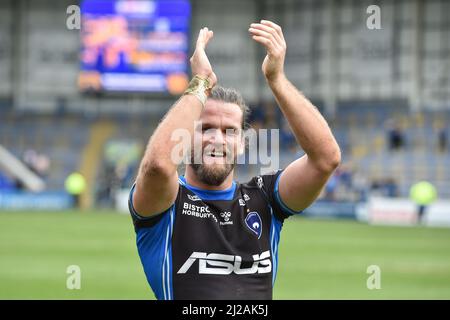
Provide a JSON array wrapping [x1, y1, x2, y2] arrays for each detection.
[[190, 151, 236, 186]]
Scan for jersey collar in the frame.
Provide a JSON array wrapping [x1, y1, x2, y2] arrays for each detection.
[[178, 176, 237, 201]]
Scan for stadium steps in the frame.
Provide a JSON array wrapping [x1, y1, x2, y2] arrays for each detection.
[[79, 120, 117, 209]]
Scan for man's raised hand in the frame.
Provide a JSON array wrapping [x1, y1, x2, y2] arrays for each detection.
[[249, 20, 286, 82], [190, 27, 217, 88]]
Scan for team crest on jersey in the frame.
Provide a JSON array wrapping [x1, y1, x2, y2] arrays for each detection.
[[245, 211, 262, 239]]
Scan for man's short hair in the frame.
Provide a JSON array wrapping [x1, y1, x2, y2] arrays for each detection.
[[209, 86, 250, 130]]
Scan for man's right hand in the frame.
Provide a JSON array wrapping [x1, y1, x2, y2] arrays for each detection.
[[190, 27, 217, 88]]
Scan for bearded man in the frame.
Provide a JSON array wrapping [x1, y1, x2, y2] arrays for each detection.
[[129, 20, 341, 300]]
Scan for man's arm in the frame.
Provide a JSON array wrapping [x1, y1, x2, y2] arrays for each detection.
[[250, 20, 341, 211], [133, 27, 217, 217]]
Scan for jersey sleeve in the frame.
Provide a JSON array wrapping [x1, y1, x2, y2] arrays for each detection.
[[128, 182, 177, 300], [257, 169, 303, 222], [128, 182, 175, 231]]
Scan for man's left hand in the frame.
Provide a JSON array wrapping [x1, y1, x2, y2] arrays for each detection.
[[249, 20, 286, 82]]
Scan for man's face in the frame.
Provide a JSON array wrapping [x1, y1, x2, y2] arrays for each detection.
[[190, 99, 244, 186]]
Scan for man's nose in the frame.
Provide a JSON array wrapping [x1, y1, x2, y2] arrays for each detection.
[[208, 129, 226, 145]]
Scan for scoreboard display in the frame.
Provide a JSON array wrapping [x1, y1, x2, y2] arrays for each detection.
[[78, 0, 191, 94]]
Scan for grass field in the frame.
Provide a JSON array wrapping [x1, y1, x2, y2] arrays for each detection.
[[1, 210, 450, 299]]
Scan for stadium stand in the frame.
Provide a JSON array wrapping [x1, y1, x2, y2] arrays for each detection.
[[0, 110, 92, 191], [1, 101, 449, 205]]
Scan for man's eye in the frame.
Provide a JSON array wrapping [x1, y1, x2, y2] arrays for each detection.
[[227, 129, 238, 135]]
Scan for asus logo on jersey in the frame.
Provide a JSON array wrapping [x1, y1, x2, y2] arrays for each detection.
[[177, 251, 272, 275]]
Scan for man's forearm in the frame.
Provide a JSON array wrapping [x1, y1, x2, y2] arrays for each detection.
[[268, 75, 341, 171], [139, 94, 202, 177]]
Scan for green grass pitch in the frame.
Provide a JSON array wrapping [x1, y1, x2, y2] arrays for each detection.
[[1, 210, 449, 299]]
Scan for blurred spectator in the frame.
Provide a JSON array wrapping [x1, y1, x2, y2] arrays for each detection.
[[320, 163, 361, 202], [115, 161, 136, 189], [352, 171, 369, 201], [437, 126, 447, 152], [410, 181, 437, 224], [324, 174, 338, 200], [22, 149, 50, 178], [337, 163, 353, 189], [279, 117, 296, 152], [384, 178, 399, 197], [385, 118, 405, 151], [264, 101, 278, 129], [247, 103, 266, 156], [65, 172, 86, 208], [23, 149, 37, 171], [248, 102, 266, 131], [96, 162, 116, 207], [370, 177, 398, 197], [95, 140, 141, 207]]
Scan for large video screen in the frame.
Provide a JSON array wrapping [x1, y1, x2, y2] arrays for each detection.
[[78, 0, 191, 94]]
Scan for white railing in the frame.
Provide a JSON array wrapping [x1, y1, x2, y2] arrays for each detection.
[[0, 145, 46, 192]]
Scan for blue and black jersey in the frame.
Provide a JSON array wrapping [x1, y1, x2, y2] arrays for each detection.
[[128, 169, 302, 300]]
